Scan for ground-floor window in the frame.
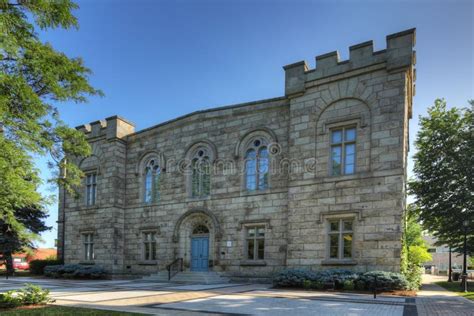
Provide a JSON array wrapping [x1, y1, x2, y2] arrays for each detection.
[[246, 226, 265, 260], [328, 219, 353, 260], [143, 232, 157, 261], [83, 233, 94, 261]]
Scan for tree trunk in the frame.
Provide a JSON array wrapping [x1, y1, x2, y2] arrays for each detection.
[[5, 251, 14, 276]]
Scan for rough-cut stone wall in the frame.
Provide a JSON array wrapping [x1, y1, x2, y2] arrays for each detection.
[[58, 29, 415, 278], [284, 29, 415, 272]]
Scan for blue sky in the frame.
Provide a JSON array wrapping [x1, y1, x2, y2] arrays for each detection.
[[36, 0, 473, 248]]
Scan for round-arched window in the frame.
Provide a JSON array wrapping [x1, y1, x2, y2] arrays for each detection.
[[244, 137, 269, 191]]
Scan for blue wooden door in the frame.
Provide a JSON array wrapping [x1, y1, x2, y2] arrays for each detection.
[[191, 237, 209, 271]]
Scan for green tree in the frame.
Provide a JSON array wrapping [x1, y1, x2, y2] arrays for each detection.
[[1, 1, 101, 240], [401, 205, 432, 289], [0, 205, 50, 275], [409, 99, 473, 255]]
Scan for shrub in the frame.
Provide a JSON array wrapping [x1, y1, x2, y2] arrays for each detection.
[[303, 279, 312, 289], [311, 281, 324, 290], [405, 266, 423, 290], [44, 264, 107, 279], [0, 284, 54, 309], [273, 269, 410, 291], [343, 280, 355, 291], [272, 269, 319, 287], [318, 269, 359, 290], [358, 271, 409, 291], [0, 291, 23, 308], [29, 259, 62, 275]]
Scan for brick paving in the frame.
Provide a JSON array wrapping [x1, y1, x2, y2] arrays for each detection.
[[4, 276, 473, 315], [416, 275, 474, 316]]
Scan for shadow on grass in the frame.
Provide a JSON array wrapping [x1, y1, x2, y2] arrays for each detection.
[[435, 281, 474, 301]]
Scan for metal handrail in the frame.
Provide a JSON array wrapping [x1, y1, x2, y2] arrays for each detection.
[[166, 258, 183, 281]]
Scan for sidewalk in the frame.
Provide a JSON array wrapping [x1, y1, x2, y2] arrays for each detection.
[[416, 274, 474, 316]]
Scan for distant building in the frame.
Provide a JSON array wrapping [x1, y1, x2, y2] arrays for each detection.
[[0, 248, 57, 270], [422, 235, 467, 273], [57, 29, 416, 280]]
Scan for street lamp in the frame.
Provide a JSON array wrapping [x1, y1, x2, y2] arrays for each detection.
[[462, 219, 469, 293]]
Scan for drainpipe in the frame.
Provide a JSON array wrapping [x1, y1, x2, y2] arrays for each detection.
[[59, 160, 67, 263]]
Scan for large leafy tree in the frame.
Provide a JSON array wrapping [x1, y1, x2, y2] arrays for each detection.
[[0, 1, 101, 242], [409, 99, 473, 255]]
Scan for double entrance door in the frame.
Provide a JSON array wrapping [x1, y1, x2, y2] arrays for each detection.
[[191, 236, 209, 271]]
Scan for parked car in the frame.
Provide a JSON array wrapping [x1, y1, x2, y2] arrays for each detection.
[[13, 258, 29, 270]]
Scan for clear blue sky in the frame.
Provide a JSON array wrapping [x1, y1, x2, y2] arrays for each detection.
[[36, 0, 473, 248]]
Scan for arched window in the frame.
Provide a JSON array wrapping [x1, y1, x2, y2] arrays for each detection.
[[191, 148, 211, 198], [144, 159, 161, 204], [245, 138, 269, 191]]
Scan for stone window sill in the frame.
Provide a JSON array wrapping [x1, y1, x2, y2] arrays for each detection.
[[80, 205, 100, 211], [142, 202, 163, 208], [186, 196, 211, 203], [138, 261, 158, 266], [240, 189, 271, 197], [321, 259, 357, 266], [79, 261, 95, 265], [324, 173, 360, 182], [240, 260, 267, 266]]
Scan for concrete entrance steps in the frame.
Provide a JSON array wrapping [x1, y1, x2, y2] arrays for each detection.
[[142, 271, 230, 284]]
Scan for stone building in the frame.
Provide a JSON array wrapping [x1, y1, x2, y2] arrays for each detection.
[[57, 29, 416, 280]]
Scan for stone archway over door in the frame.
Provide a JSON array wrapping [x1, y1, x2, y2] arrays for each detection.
[[172, 209, 221, 271]]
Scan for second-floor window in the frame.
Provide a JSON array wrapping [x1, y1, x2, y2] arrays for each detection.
[[86, 173, 97, 206], [330, 127, 356, 176], [144, 159, 161, 204], [245, 138, 269, 191], [191, 148, 211, 198]]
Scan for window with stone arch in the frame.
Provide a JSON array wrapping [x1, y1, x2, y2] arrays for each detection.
[[144, 158, 161, 204], [191, 147, 211, 198], [244, 137, 269, 191]]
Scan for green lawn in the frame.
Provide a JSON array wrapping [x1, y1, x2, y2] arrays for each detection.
[[435, 281, 474, 301], [0, 306, 145, 315]]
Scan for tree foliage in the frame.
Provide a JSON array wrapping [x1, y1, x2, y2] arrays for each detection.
[[409, 99, 473, 255], [0, 205, 50, 274], [0, 1, 101, 238], [401, 205, 432, 289]]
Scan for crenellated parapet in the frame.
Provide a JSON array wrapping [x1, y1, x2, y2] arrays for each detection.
[[283, 28, 416, 97], [75, 115, 135, 140]]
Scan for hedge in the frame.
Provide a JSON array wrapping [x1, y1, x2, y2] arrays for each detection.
[[44, 264, 107, 279], [273, 269, 410, 291], [29, 259, 63, 275]]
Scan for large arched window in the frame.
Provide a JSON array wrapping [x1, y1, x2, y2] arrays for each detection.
[[144, 159, 161, 204], [245, 138, 269, 191], [191, 148, 211, 198]]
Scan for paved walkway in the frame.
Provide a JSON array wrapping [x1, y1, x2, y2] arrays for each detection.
[[2, 275, 472, 315], [0, 277, 412, 315], [416, 274, 474, 316]]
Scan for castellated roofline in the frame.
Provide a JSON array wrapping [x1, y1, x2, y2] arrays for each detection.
[[75, 29, 415, 139], [75, 115, 135, 140], [283, 28, 416, 97]]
